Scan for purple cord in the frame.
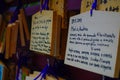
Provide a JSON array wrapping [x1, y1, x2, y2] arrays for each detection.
[[90, 0, 97, 16]]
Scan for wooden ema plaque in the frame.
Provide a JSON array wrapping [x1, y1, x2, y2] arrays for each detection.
[[10, 22, 18, 55], [20, 9, 30, 40], [98, 0, 120, 12], [5, 22, 18, 59], [5, 24, 12, 59], [80, 0, 120, 13], [49, 0, 67, 29], [0, 21, 6, 53], [18, 14, 26, 47], [64, 11, 120, 78], [30, 10, 61, 57], [80, 0, 94, 13]]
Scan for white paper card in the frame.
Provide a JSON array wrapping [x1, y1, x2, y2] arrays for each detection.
[[64, 10, 120, 77]]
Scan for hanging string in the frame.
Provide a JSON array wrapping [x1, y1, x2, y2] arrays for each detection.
[[102, 76, 105, 80], [33, 65, 48, 80], [9, 0, 23, 23], [90, 0, 97, 16], [16, 52, 20, 80], [15, 45, 30, 80], [34, 58, 50, 80], [40, 0, 49, 12]]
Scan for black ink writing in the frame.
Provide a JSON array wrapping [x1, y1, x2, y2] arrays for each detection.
[[71, 18, 82, 24], [31, 17, 52, 54], [33, 19, 51, 25], [71, 25, 88, 31]]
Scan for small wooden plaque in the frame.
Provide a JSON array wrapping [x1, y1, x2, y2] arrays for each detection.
[[30, 10, 61, 56]]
